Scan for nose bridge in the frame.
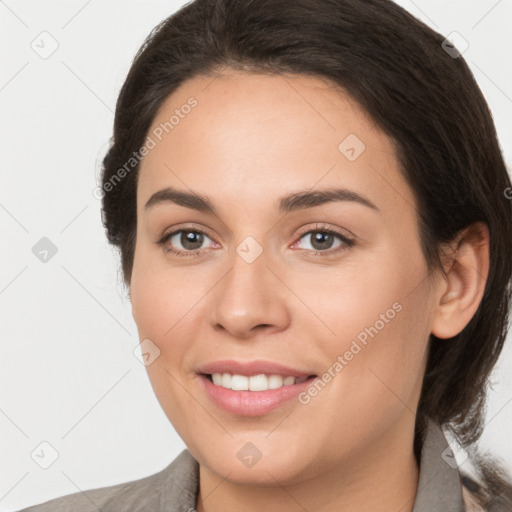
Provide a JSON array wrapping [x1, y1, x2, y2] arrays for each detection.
[[209, 239, 289, 336]]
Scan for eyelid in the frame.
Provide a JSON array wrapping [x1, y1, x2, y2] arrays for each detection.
[[157, 223, 216, 243], [155, 223, 218, 257], [156, 222, 355, 256], [290, 223, 355, 254], [294, 222, 355, 241]]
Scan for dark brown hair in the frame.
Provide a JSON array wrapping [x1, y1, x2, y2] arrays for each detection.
[[100, 0, 512, 504]]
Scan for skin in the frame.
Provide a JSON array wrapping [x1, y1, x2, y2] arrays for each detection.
[[130, 71, 489, 512]]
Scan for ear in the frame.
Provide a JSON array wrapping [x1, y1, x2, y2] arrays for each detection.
[[431, 222, 490, 339]]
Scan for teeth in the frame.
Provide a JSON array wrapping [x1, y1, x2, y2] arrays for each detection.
[[210, 373, 309, 391], [268, 375, 284, 389], [231, 375, 249, 390], [249, 373, 267, 391], [220, 373, 231, 388]]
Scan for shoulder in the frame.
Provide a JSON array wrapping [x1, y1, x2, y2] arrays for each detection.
[[461, 474, 487, 512], [415, 418, 512, 511], [460, 465, 512, 512], [16, 449, 199, 512]]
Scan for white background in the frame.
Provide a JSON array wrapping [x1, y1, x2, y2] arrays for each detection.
[[1, 1, 511, 510]]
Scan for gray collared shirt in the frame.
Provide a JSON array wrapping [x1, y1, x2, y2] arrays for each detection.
[[18, 419, 466, 512]]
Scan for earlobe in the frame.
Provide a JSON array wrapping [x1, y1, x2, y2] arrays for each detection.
[[431, 222, 489, 339]]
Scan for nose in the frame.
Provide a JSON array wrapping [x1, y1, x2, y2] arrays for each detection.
[[208, 247, 291, 339]]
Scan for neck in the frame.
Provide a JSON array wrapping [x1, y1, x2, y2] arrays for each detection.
[[196, 416, 420, 512]]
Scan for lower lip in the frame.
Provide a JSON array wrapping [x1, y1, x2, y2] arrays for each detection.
[[198, 374, 317, 416]]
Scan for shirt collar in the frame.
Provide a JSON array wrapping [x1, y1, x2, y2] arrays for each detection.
[[412, 418, 464, 511]]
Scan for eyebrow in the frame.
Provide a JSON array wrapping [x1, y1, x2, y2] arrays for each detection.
[[144, 186, 379, 215]]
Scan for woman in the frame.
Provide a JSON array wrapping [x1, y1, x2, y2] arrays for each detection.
[[19, 0, 512, 510]]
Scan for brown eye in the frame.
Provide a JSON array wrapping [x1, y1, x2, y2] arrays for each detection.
[[178, 231, 205, 250], [308, 232, 336, 250], [296, 229, 353, 253], [157, 229, 215, 255]]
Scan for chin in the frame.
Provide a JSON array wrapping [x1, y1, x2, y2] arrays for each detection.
[[193, 440, 317, 486]]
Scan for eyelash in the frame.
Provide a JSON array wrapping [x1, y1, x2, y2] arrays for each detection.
[[155, 223, 355, 258]]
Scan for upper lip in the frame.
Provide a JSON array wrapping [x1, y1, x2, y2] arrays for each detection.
[[196, 359, 316, 378]]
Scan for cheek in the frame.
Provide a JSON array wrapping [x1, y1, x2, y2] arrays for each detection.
[[129, 253, 207, 429], [130, 242, 203, 338], [130, 247, 220, 387], [297, 243, 427, 350], [301, 244, 431, 409]]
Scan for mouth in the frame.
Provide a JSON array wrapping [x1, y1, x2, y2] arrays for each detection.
[[198, 372, 318, 416], [201, 372, 317, 391], [195, 360, 319, 415]]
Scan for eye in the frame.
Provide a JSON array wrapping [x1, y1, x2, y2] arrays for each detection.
[[156, 228, 217, 256], [293, 225, 354, 255], [156, 224, 354, 257]]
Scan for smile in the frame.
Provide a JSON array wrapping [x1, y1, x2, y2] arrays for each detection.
[[207, 372, 310, 391], [198, 373, 318, 416]]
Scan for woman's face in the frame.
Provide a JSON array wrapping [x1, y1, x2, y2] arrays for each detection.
[[130, 71, 440, 484]]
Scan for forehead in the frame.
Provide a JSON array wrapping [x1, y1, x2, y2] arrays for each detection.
[[137, 71, 414, 218]]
